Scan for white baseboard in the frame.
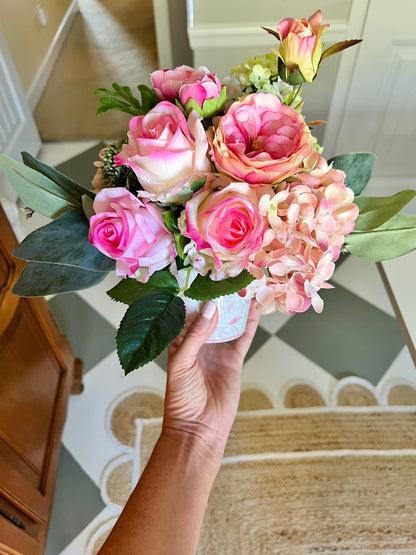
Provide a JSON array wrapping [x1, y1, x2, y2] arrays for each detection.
[[27, 0, 79, 111]]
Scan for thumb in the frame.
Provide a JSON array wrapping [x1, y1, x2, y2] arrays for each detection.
[[176, 301, 218, 362]]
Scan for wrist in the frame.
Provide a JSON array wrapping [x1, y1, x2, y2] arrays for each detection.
[[160, 421, 226, 470]]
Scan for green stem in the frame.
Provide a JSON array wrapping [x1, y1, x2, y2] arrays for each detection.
[[290, 83, 303, 106]]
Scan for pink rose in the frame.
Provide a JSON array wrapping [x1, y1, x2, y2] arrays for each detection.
[[89, 187, 176, 281], [151, 65, 211, 102], [114, 102, 211, 202], [183, 176, 268, 272], [277, 10, 328, 82], [179, 73, 226, 118], [208, 93, 314, 186]]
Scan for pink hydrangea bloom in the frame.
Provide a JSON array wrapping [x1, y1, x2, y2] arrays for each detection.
[[242, 163, 358, 314], [89, 187, 176, 281], [208, 93, 314, 186]]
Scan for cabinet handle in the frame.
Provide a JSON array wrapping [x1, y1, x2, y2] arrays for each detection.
[[0, 507, 25, 529]]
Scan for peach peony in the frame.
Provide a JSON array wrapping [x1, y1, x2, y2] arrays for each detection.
[[208, 93, 314, 186]]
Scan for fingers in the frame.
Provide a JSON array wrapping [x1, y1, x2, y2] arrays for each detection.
[[170, 301, 219, 364], [232, 300, 260, 359]]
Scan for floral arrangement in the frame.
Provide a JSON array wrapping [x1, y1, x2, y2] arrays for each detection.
[[1, 10, 415, 373]]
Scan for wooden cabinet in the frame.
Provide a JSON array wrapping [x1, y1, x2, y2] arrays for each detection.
[[0, 203, 83, 554]]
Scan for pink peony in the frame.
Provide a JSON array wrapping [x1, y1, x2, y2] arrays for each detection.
[[208, 93, 314, 186], [89, 187, 176, 281], [151, 65, 211, 102], [114, 102, 211, 202], [183, 175, 269, 274]]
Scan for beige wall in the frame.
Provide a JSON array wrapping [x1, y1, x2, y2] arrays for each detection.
[[0, 0, 73, 92]]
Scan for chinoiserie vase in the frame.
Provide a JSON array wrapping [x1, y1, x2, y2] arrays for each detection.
[[183, 292, 251, 343]]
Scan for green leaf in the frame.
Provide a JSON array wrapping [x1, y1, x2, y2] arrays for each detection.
[[277, 57, 306, 86], [94, 82, 159, 117], [12, 261, 108, 297], [96, 97, 139, 116], [328, 152, 376, 196], [174, 234, 187, 259], [21, 151, 94, 201], [320, 39, 362, 63], [82, 194, 95, 220], [117, 292, 186, 373], [190, 177, 206, 193], [107, 270, 179, 304], [0, 154, 79, 218], [345, 213, 416, 261], [12, 210, 115, 272], [353, 190, 416, 231], [185, 270, 255, 301], [163, 209, 179, 233]]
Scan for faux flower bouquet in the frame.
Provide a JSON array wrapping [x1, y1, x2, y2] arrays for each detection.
[[1, 10, 415, 373]]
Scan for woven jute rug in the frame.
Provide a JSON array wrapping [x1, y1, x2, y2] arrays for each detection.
[[90, 380, 416, 554], [135, 409, 416, 554]]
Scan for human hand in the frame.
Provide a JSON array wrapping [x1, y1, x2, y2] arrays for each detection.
[[162, 299, 260, 461]]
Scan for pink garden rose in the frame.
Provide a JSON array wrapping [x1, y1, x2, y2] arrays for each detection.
[[151, 65, 211, 102], [208, 93, 314, 186], [182, 176, 268, 275], [114, 102, 211, 202], [89, 187, 176, 281], [277, 10, 328, 82]]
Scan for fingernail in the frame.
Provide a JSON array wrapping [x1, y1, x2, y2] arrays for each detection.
[[201, 300, 216, 320]]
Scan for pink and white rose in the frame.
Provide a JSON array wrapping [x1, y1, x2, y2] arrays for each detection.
[[114, 102, 211, 202], [182, 175, 269, 274], [208, 93, 314, 186], [89, 187, 176, 281]]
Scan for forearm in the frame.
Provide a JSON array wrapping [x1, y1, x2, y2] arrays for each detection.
[[99, 430, 222, 555]]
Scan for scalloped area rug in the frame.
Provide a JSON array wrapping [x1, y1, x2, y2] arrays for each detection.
[[87, 384, 416, 554]]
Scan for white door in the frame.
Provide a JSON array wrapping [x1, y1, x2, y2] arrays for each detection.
[[0, 27, 41, 206], [0, 27, 41, 235], [324, 0, 416, 196]]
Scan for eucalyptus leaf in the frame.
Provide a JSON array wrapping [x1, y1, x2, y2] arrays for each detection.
[[117, 292, 186, 373], [0, 154, 79, 218], [185, 270, 255, 301], [107, 270, 179, 305], [328, 152, 376, 196], [352, 190, 416, 231], [21, 151, 94, 201], [345, 212, 416, 261], [82, 194, 95, 220], [12, 261, 108, 297], [12, 210, 115, 272]]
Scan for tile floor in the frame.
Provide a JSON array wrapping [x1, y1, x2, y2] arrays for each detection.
[[20, 142, 415, 553]]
